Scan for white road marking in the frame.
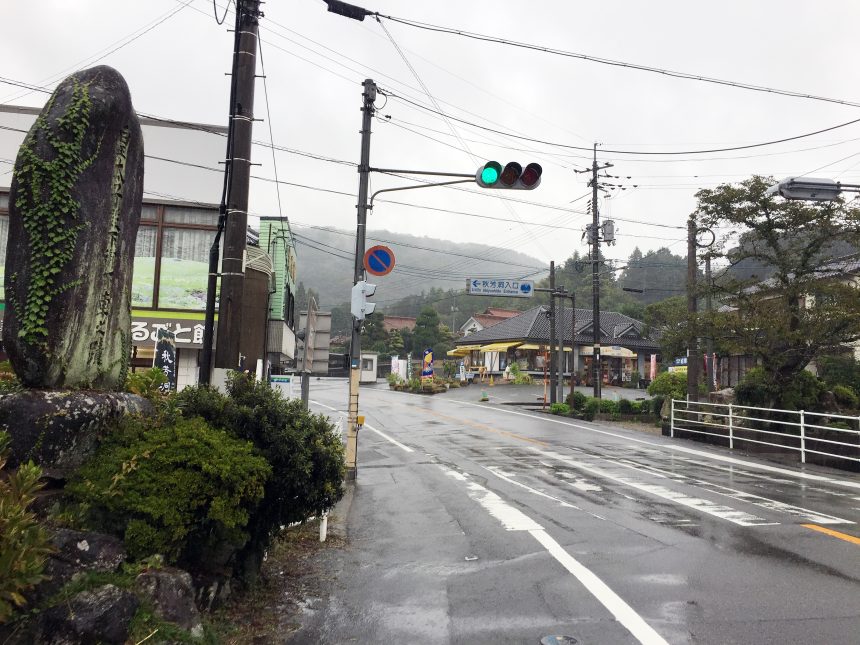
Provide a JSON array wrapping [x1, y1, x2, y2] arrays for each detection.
[[450, 400, 860, 491], [309, 399, 339, 412], [440, 465, 669, 645], [309, 400, 414, 453], [482, 466, 580, 509], [534, 448, 777, 527], [364, 423, 414, 453], [599, 455, 855, 525], [691, 480, 853, 525]]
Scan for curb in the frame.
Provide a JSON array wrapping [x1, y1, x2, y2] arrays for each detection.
[[325, 480, 355, 541]]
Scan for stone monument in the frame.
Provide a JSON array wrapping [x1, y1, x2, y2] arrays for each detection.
[[3, 65, 144, 390]]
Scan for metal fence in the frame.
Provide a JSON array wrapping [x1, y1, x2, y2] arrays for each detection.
[[670, 399, 860, 466]]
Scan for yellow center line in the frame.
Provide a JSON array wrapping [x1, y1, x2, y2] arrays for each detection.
[[802, 523, 860, 545], [422, 408, 550, 447]]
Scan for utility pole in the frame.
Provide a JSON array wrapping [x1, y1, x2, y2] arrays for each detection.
[[206, 0, 263, 378], [557, 286, 566, 404], [574, 144, 612, 398], [201, 0, 262, 385], [686, 215, 700, 402], [346, 78, 376, 481], [704, 252, 714, 393], [548, 261, 557, 404]]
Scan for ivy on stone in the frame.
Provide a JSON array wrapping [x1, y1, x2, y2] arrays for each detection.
[[12, 80, 96, 347]]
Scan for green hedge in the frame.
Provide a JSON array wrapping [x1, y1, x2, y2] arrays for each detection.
[[67, 416, 270, 567], [177, 374, 345, 581]]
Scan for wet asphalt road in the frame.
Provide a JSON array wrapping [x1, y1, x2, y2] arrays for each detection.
[[292, 380, 860, 645]]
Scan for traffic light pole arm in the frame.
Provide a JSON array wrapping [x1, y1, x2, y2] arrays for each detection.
[[370, 167, 476, 178], [369, 179, 474, 210]]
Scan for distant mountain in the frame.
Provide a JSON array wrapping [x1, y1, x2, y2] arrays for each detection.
[[292, 226, 547, 306]]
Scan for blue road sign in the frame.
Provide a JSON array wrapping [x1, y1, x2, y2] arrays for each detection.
[[364, 245, 395, 276], [467, 278, 534, 298]]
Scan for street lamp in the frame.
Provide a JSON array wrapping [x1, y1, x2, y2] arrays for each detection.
[[765, 176, 860, 201]]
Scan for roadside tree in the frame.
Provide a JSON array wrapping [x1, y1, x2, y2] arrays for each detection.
[[696, 176, 860, 397]]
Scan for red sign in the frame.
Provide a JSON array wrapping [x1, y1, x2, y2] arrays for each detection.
[[363, 245, 395, 276]]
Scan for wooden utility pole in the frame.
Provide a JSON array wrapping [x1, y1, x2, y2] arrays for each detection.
[[686, 215, 700, 401], [548, 261, 557, 404], [213, 0, 262, 372], [346, 78, 377, 481]]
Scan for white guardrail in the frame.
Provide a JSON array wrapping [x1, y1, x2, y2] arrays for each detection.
[[670, 399, 860, 465]]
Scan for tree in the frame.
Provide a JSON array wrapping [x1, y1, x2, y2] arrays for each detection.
[[696, 175, 860, 394], [411, 307, 447, 358], [643, 295, 688, 362]]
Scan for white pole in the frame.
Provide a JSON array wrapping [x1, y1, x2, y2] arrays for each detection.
[[799, 410, 806, 464], [319, 512, 328, 542], [670, 399, 675, 438], [728, 403, 734, 450]]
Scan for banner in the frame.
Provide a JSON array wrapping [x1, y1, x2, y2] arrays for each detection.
[[153, 328, 177, 392], [422, 349, 434, 380], [650, 354, 657, 381]]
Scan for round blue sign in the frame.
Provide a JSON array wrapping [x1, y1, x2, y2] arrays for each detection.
[[520, 282, 532, 295], [364, 245, 395, 276]]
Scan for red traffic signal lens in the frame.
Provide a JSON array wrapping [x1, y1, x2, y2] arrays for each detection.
[[499, 162, 522, 186], [520, 163, 542, 187]]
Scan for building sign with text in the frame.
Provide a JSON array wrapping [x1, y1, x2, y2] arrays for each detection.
[[131, 314, 210, 349]]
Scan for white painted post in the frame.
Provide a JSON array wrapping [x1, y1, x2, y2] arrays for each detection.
[[670, 399, 675, 438], [799, 410, 806, 464], [319, 512, 328, 542], [728, 403, 733, 450]]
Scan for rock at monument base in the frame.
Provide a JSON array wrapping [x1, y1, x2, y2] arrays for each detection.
[[0, 390, 152, 478], [135, 568, 202, 632], [34, 529, 127, 600], [33, 584, 139, 645], [3, 64, 144, 390]]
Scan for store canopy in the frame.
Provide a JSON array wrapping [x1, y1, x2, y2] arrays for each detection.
[[448, 344, 482, 356], [519, 343, 572, 352], [580, 345, 637, 358], [478, 341, 522, 353]]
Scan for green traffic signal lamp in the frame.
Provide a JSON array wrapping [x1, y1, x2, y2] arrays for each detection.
[[476, 161, 542, 190], [479, 161, 501, 186]]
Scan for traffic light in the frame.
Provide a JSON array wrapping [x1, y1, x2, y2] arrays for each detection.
[[350, 280, 377, 320], [475, 161, 542, 189]]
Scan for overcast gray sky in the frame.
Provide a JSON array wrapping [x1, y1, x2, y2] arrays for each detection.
[[3, 0, 860, 286]]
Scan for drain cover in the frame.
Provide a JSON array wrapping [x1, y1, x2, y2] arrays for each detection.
[[540, 637, 578, 645]]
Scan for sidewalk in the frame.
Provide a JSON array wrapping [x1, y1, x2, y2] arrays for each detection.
[[286, 451, 476, 643]]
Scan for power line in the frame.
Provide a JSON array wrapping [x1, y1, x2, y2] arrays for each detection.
[[1, 2, 196, 104], [376, 13, 860, 110], [385, 91, 860, 156]]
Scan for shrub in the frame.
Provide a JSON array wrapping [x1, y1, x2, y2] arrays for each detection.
[[0, 431, 53, 623], [66, 415, 270, 566], [650, 395, 666, 418], [549, 402, 570, 415], [832, 384, 859, 409], [736, 367, 825, 411], [566, 390, 587, 411], [178, 374, 345, 581], [386, 372, 403, 386], [508, 362, 532, 385], [599, 399, 619, 414], [583, 398, 600, 420], [0, 361, 22, 395], [618, 399, 633, 414], [817, 354, 860, 393], [629, 400, 643, 414], [126, 367, 168, 401], [646, 371, 687, 401]]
